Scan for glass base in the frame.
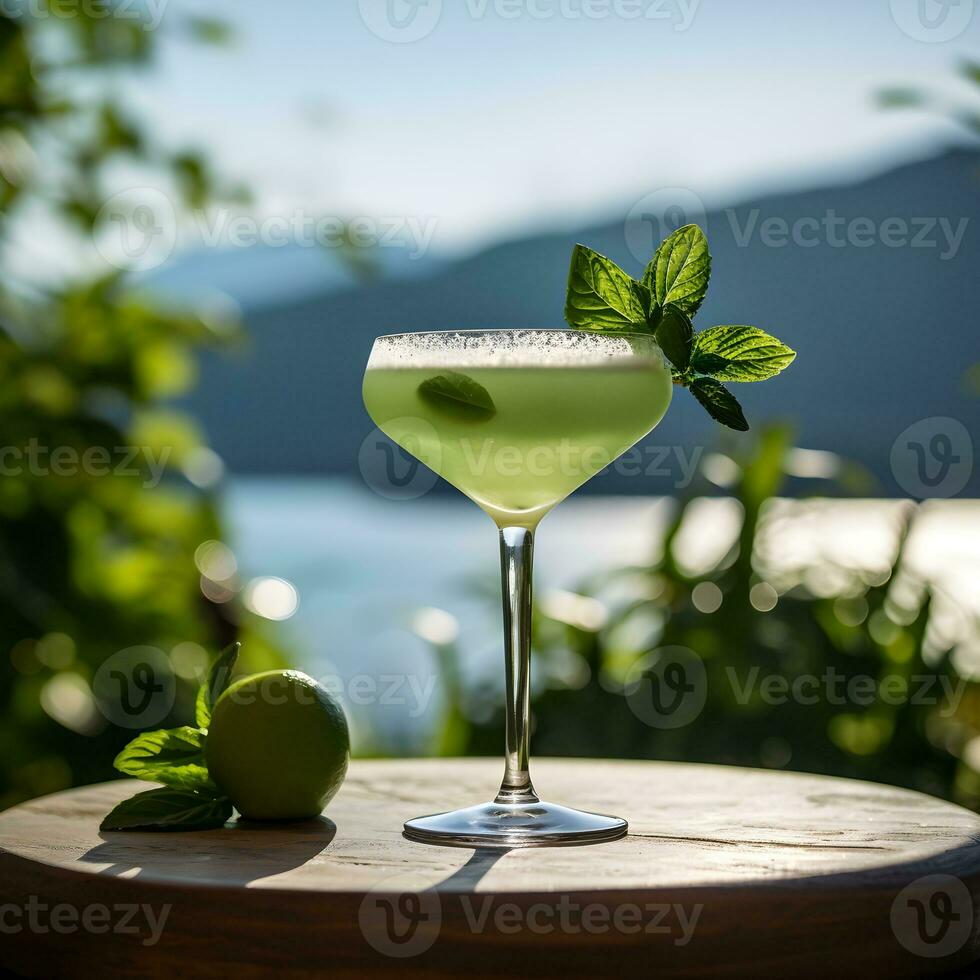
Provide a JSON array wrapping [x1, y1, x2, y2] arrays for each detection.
[[403, 799, 628, 848]]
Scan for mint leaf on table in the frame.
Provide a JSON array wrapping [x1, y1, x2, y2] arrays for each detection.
[[418, 371, 496, 422], [691, 325, 796, 382], [103, 642, 240, 832], [642, 224, 711, 316], [100, 787, 232, 832], [113, 726, 214, 792], [651, 304, 693, 371], [196, 640, 240, 729], [565, 244, 649, 330], [690, 377, 749, 431]]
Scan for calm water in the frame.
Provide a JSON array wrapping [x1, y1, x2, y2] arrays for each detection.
[[225, 478, 980, 749]]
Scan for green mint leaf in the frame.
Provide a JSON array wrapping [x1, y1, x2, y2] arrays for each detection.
[[688, 350, 728, 375], [690, 377, 749, 431], [418, 372, 496, 422], [643, 224, 711, 316], [691, 325, 796, 382], [564, 244, 647, 330], [634, 279, 653, 319], [197, 641, 240, 728], [100, 787, 232, 832], [113, 726, 214, 792], [652, 304, 693, 371]]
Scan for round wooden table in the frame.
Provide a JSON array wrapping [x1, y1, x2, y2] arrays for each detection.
[[2, 758, 979, 978]]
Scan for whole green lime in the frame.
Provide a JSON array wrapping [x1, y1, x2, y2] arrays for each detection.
[[205, 669, 349, 820]]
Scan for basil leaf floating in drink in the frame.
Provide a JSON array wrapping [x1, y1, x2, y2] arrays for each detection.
[[418, 371, 496, 422], [563, 224, 796, 430]]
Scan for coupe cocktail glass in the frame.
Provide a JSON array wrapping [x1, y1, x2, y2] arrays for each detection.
[[363, 329, 672, 846]]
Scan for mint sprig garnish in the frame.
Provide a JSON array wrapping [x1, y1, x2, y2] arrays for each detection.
[[418, 371, 496, 422], [101, 641, 240, 833], [563, 224, 796, 430]]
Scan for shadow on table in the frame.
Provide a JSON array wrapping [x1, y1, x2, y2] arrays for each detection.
[[80, 816, 337, 885], [431, 848, 511, 892]]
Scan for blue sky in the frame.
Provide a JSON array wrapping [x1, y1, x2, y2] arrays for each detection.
[[133, 0, 980, 252]]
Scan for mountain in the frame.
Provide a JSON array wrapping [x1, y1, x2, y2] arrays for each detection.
[[181, 148, 980, 497]]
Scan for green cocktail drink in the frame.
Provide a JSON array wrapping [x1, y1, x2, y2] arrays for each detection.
[[363, 330, 672, 528], [362, 329, 671, 848]]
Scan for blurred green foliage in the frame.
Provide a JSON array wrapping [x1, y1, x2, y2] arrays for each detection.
[[426, 427, 980, 810], [878, 58, 980, 137], [0, 4, 277, 810]]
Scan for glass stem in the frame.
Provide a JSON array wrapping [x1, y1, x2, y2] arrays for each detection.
[[495, 525, 539, 805]]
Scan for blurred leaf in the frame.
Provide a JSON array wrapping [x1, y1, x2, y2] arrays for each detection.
[[185, 17, 236, 46], [960, 60, 980, 87], [877, 88, 926, 109]]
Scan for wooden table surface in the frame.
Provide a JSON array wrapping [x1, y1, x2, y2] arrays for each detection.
[[2, 758, 979, 978]]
